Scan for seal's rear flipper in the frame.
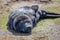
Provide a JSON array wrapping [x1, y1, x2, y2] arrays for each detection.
[[41, 10, 60, 18], [46, 12, 60, 18]]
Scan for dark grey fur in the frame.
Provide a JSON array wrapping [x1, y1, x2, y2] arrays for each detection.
[[7, 5, 60, 33]]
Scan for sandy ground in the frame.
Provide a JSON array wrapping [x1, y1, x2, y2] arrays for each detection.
[[0, 24, 60, 40], [0, 1, 60, 40]]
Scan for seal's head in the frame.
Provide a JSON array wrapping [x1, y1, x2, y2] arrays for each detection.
[[14, 15, 33, 33], [8, 5, 39, 33]]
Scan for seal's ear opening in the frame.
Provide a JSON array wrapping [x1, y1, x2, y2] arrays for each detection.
[[31, 5, 39, 12]]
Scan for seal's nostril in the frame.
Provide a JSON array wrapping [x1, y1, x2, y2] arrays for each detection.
[[26, 27, 31, 32], [21, 29, 25, 32]]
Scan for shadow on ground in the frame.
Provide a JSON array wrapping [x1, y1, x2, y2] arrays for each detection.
[[7, 27, 31, 36]]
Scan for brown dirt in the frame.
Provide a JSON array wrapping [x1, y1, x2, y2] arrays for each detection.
[[0, 1, 60, 40]]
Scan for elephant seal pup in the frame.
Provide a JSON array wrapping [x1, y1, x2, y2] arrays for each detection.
[[7, 5, 60, 33]]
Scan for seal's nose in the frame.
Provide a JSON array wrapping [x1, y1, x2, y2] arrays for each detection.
[[20, 27, 31, 33]]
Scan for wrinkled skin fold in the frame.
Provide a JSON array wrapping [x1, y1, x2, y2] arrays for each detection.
[[7, 5, 60, 33]]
